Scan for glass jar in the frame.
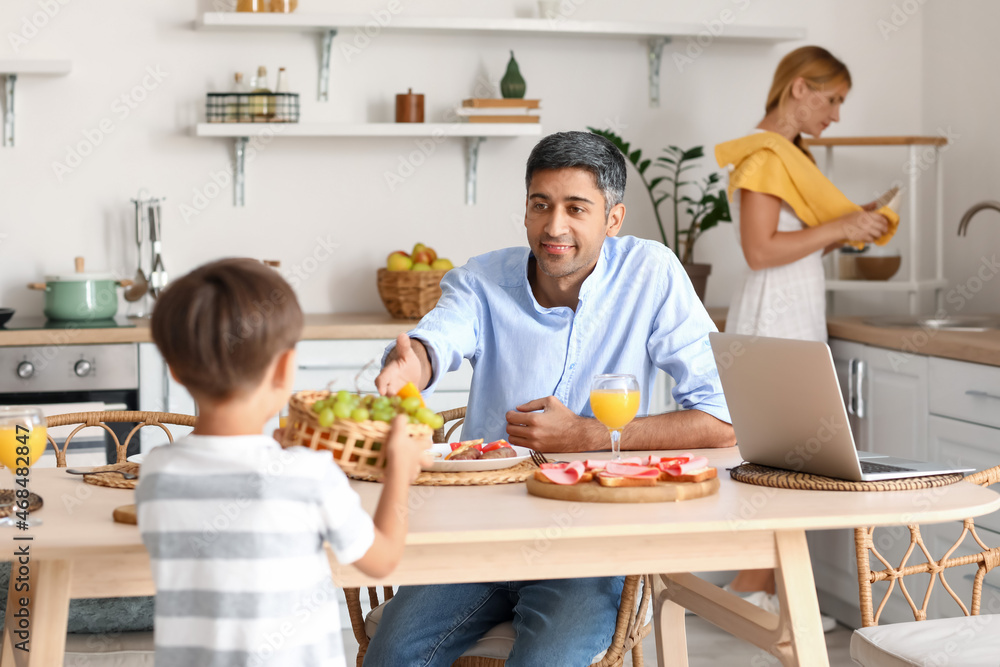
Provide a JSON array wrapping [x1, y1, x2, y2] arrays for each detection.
[[269, 0, 298, 12]]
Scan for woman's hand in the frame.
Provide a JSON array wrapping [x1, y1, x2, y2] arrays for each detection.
[[839, 210, 889, 244]]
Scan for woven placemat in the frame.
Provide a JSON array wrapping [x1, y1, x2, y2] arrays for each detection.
[[730, 463, 965, 492], [348, 461, 535, 486], [82, 462, 140, 490], [0, 490, 42, 517]]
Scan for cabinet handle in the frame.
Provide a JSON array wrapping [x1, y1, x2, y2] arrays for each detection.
[[854, 359, 867, 419], [847, 358, 856, 416], [298, 364, 348, 371], [965, 390, 1000, 401]]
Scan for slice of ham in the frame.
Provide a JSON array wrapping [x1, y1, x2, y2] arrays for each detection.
[[538, 461, 587, 485], [658, 455, 710, 477], [584, 460, 608, 471], [604, 462, 662, 478]]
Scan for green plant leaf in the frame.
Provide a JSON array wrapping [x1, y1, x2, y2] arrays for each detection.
[[648, 176, 667, 190], [697, 191, 733, 232], [654, 194, 671, 206], [678, 164, 698, 173], [655, 156, 676, 165], [628, 149, 642, 165], [682, 146, 705, 160], [638, 158, 651, 174]]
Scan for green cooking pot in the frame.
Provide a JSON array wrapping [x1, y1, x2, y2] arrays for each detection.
[[28, 264, 132, 321]]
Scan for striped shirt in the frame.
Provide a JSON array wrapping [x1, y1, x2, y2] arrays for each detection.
[[135, 435, 374, 667]]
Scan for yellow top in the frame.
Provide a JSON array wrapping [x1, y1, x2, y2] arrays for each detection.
[[715, 131, 898, 248]]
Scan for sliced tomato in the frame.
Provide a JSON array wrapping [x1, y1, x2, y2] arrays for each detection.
[[482, 440, 513, 453], [449, 442, 483, 453]]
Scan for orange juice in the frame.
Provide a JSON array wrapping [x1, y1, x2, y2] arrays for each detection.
[[279, 416, 288, 429], [589, 390, 640, 430], [0, 425, 47, 470]]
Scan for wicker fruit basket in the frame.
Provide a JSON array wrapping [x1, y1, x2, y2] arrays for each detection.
[[376, 268, 447, 319], [282, 389, 433, 478]]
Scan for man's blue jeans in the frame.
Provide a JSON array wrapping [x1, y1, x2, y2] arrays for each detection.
[[362, 577, 626, 667]]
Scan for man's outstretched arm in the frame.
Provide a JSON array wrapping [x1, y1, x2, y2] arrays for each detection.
[[505, 396, 735, 453]]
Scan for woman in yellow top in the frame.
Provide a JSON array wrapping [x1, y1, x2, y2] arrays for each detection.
[[717, 46, 893, 343], [715, 45, 896, 626]]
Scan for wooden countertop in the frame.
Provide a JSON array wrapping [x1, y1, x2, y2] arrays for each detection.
[[0, 313, 420, 347], [828, 317, 1000, 368]]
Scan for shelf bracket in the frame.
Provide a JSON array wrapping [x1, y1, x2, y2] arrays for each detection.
[[319, 29, 338, 102], [234, 136, 247, 207], [3, 74, 16, 147], [647, 37, 670, 108], [464, 136, 484, 205]]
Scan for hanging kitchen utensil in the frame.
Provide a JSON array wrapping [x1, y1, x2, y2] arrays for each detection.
[[124, 199, 149, 302], [148, 200, 167, 298]]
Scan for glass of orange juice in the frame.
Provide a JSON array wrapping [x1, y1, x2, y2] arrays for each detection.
[[590, 374, 640, 461], [0, 406, 47, 527]]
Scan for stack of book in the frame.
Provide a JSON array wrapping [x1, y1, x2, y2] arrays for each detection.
[[456, 98, 541, 123]]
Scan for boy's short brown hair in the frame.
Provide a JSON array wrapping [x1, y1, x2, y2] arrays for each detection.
[[151, 258, 304, 400]]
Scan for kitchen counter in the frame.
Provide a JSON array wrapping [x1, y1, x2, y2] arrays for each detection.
[[1, 309, 733, 347], [0, 313, 420, 347], [828, 316, 1000, 368]]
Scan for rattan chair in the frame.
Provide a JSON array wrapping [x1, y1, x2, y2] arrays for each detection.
[[45, 410, 197, 467], [851, 464, 1000, 666], [347, 407, 653, 667]]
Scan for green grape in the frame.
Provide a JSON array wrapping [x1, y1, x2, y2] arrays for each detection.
[[317, 408, 335, 428], [350, 407, 370, 422], [336, 390, 351, 404], [389, 396, 402, 408], [332, 401, 352, 420], [401, 396, 423, 414], [372, 396, 391, 411], [414, 407, 437, 426], [312, 401, 325, 414], [372, 408, 394, 423], [429, 413, 444, 430]]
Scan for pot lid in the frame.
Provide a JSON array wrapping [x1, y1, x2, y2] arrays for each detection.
[[44, 272, 117, 282]]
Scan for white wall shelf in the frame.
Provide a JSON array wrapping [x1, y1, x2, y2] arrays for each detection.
[[0, 59, 71, 147], [805, 136, 949, 314], [194, 122, 542, 206], [196, 13, 805, 106]]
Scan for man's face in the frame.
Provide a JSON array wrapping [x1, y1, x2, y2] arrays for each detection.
[[524, 167, 623, 282]]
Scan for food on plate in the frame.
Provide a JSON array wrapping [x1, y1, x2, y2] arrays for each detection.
[[480, 440, 516, 459], [445, 439, 484, 461], [307, 388, 443, 429], [531, 457, 716, 487]]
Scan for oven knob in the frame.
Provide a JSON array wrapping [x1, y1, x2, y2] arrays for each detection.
[[74, 360, 93, 377], [16, 361, 34, 379]]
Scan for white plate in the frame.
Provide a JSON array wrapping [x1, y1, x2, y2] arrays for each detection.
[[126, 453, 145, 464], [422, 443, 531, 472]]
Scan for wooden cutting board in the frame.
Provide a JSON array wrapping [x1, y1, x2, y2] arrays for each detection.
[[525, 476, 720, 503], [113, 504, 137, 525]]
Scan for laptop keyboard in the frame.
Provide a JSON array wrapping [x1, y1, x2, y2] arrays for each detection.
[[860, 461, 917, 474]]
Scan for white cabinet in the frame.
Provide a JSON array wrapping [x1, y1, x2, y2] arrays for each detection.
[[815, 340, 1000, 628], [138, 343, 196, 452]]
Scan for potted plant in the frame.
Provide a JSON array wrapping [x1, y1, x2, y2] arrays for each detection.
[[588, 128, 731, 302]]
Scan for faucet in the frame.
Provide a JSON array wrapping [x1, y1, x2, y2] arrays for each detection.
[[957, 200, 1000, 236]]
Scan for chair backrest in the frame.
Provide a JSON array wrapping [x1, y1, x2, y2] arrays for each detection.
[[855, 465, 1000, 626], [45, 411, 197, 467], [433, 407, 466, 444]]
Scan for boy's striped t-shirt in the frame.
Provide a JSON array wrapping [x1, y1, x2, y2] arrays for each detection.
[[136, 435, 375, 667]]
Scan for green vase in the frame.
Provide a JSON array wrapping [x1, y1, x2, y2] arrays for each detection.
[[500, 50, 526, 99]]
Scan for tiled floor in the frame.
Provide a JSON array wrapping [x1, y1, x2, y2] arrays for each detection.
[[342, 616, 857, 666]]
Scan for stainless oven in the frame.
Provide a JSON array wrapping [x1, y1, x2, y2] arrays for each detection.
[[0, 343, 140, 465]]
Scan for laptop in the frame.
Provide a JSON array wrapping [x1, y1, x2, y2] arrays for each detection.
[[709, 332, 973, 482]]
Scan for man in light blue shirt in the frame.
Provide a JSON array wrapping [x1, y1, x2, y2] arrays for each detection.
[[367, 131, 735, 666]]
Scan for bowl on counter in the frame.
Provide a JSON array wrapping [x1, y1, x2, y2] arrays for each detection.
[[0, 308, 13, 327], [856, 255, 901, 281]]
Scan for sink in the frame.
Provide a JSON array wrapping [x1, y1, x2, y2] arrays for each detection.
[[862, 315, 1000, 332]]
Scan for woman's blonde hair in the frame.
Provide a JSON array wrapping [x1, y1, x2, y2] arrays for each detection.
[[765, 46, 851, 160]]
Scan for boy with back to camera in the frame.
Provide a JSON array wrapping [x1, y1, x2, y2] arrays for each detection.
[[135, 258, 429, 667]]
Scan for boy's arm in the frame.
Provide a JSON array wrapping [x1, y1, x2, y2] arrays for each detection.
[[350, 415, 429, 579]]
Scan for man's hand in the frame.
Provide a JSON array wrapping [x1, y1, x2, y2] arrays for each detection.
[[505, 396, 605, 453], [375, 334, 431, 396]]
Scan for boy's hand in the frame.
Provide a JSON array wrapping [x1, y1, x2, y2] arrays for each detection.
[[383, 414, 433, 485], [375, 334, 431, 396]]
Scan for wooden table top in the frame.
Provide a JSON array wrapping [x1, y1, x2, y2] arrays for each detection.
[[15, 449, 998, 559]]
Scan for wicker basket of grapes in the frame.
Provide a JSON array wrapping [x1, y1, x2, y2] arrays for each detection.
[[282, 388, 438, 478]]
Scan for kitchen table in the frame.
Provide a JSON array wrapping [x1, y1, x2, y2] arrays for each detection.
[[3, 449, 999, 667]]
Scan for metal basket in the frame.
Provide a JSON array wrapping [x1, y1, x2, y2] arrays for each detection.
[[206, 92, 300, 123]]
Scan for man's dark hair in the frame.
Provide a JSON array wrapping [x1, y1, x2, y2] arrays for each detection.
[[151, 258, 304, 401], [524, 131, 627, 217]]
